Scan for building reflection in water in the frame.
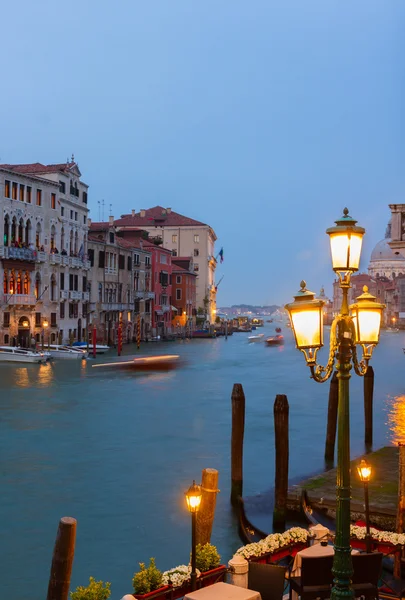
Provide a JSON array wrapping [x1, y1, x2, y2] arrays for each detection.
[[15, 367, 30, 388], [37, 363, 53, 387], [387, 395, 405, 445]]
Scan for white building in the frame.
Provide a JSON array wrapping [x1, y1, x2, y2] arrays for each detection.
[[0, 160, 89, 346], [368, 222, 405, 279], [114, 206, 218, 322]]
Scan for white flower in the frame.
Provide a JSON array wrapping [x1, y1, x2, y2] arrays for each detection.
[[236, 527, 310, 559], [350, 525, 405, 547], [162, 565, 201, 588]]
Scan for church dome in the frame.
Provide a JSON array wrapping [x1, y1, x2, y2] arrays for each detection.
[[370, 238, 404, 262]]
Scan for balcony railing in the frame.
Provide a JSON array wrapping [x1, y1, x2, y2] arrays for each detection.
[[4, 293, 37, 306], [69, 291, 82, 301], [60, 290, 69, 300], [36, 251, 46, 262], [3, 247, 36, 262], [82, 292, 90, 301], [50, 254, 61, 265]]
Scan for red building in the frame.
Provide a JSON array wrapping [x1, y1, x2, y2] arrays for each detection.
[[143, 240, 173, 336], [172, 257, 197, 330]]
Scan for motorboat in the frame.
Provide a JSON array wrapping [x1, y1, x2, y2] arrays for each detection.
[[70, 341, 110, 354], [92, 354, 181, 371], [248, 333, 265, 343], [265, 335, 284, 346], [47, 345, 87, 360], [0, 346, 47, 363]]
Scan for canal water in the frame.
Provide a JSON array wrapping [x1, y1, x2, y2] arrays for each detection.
[[1, 324, 404, 599]]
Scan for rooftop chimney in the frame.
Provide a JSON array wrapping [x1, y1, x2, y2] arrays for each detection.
[[140, 209, 146, 218], [109, 215, 114, 225], [167, 207, 172, 214], [132, 209, 135, 217]]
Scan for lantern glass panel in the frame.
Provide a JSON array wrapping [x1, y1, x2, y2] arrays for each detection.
[[291, 307, 323, 349], [329, 232, 363, 271], [357, 460, 371, 482], [357, 308, 381, 344]]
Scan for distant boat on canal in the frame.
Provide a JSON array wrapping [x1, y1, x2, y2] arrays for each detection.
[[0, 346, 48, 364], [47, 345, 87, 360], [70, 342, 110, 354]]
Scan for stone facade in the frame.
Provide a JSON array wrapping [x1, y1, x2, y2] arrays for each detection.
[[0, 161, 89, 346], [88, 219, 153, 343], [114, 207, 217, 322]]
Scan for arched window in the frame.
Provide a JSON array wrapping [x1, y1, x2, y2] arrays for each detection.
[[16, 270, 22, 294], [4, 215, 9, 246], [50, 225, 56, 250], [50, 274, 56, 301], [3, 269, 8, 294], [36, 222, 41, 249], [23, 271, 30, 294], [9, 270, 15, 294], [25, 219, 31, 246], [11, 217, 17, 244], [35, 272, 41, 299], [18, 218, 24, 244]]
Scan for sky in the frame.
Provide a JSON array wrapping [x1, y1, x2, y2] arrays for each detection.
[[1, 1, 404, 306]]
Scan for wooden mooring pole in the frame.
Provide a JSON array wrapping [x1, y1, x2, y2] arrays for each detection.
[[196, 468, 219, 545], [394, 443, 405, 578], [273, 394, 289, 530], [231, 383, 245, 506], [364, 366, 374, 448], [324, 371, 338, 464], [46, 516, 77, 600]]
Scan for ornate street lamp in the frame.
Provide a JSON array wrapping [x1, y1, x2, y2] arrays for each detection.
[[42, 320, 49, 351], [185, 480, 202, 591], [357, 459, 372, 553], [285, 208, 384, 600]]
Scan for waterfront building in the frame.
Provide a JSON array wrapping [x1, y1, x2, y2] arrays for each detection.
[[0, 160, 89, 346], [142, 239, 173, 337], [88, 218, 153, 342], [114, 207, 217, 322], [171, 257, 197, 331]]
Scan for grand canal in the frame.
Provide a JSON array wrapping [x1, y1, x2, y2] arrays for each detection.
[[1, 324, 404, 599]]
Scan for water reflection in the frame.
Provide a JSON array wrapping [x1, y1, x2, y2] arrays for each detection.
[[37, 363, 53, 387], [387, 394, 405, 444], [15, 367, 30, 388]]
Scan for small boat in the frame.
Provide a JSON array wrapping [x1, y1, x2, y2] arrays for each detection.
[[48, 345, 87, 360], [92, 354, 180, 371], [386, 328, 400, 333], [71, 342, 110, 354], [265, 335, 284, 346], [0, 346, 47, 363], [248, 333, 265, 343]]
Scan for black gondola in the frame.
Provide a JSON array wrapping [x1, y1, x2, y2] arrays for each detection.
[[237, 497, 269, 545]]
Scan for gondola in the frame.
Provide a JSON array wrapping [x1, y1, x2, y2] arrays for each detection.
[[237, 497, 268, 545]]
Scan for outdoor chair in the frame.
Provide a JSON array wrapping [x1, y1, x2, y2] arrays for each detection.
[[289, 555, 334, 600], [351, 552, 383, 600], [248, 562, 287, 600]]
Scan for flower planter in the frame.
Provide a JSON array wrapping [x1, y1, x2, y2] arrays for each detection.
[[248, 542, 308, 564], [375, 542, 400, 555], [133, 585, 172, 600], [198, 565, 227, 588], [350, 539, 367, 551]]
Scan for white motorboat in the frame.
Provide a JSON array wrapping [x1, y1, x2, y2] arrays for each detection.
[[69, 342, 110, 354], [248, 333, 265, 343], [47, 345, 87, 360], [0, 346, 47, 363]]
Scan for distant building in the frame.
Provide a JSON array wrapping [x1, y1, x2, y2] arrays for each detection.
[[368, 222, 405, 279], [114, 207, 217, 322], [172, 257, 197, 330]]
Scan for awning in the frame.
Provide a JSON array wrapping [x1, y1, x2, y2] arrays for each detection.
[[171, 306, 178, 312]]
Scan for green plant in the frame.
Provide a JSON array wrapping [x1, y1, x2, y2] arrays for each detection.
[[132, 558, 163, 594], [70, 577, 111, 600], [195, 543, 221, 573]]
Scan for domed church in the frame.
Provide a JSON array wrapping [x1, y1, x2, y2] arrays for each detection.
[[368, 222, 405, 279]]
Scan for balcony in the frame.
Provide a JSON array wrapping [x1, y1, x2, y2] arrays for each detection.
[[4, 293, 37, 306], [60, 290, 69, 300], [69, 291, 82, 301], [36, 251, 46, 263], [82, 292, 90, 301], [61, 255, 70, 266], [50, 254, 61, 265], [3, 246, 36, 262]]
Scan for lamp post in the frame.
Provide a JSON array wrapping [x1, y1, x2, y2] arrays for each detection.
[[357, 459, 372, 553], [185, 480, 202, 591], [285, 209, 384, 600]]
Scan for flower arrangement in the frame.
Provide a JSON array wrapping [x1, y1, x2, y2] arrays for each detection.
[[350, 525, 405, 546], [162, 564, 201, 588], [235, 527, 310, 560]]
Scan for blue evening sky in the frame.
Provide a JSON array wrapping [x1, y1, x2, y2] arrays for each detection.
[[1, 1, 404, 306]]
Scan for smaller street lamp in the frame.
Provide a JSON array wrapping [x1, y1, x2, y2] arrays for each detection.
[[185, 480, 202, 591], [349, 286, 385, 361], [42, 320, 49, 351], [357, 459, 372, 553]]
